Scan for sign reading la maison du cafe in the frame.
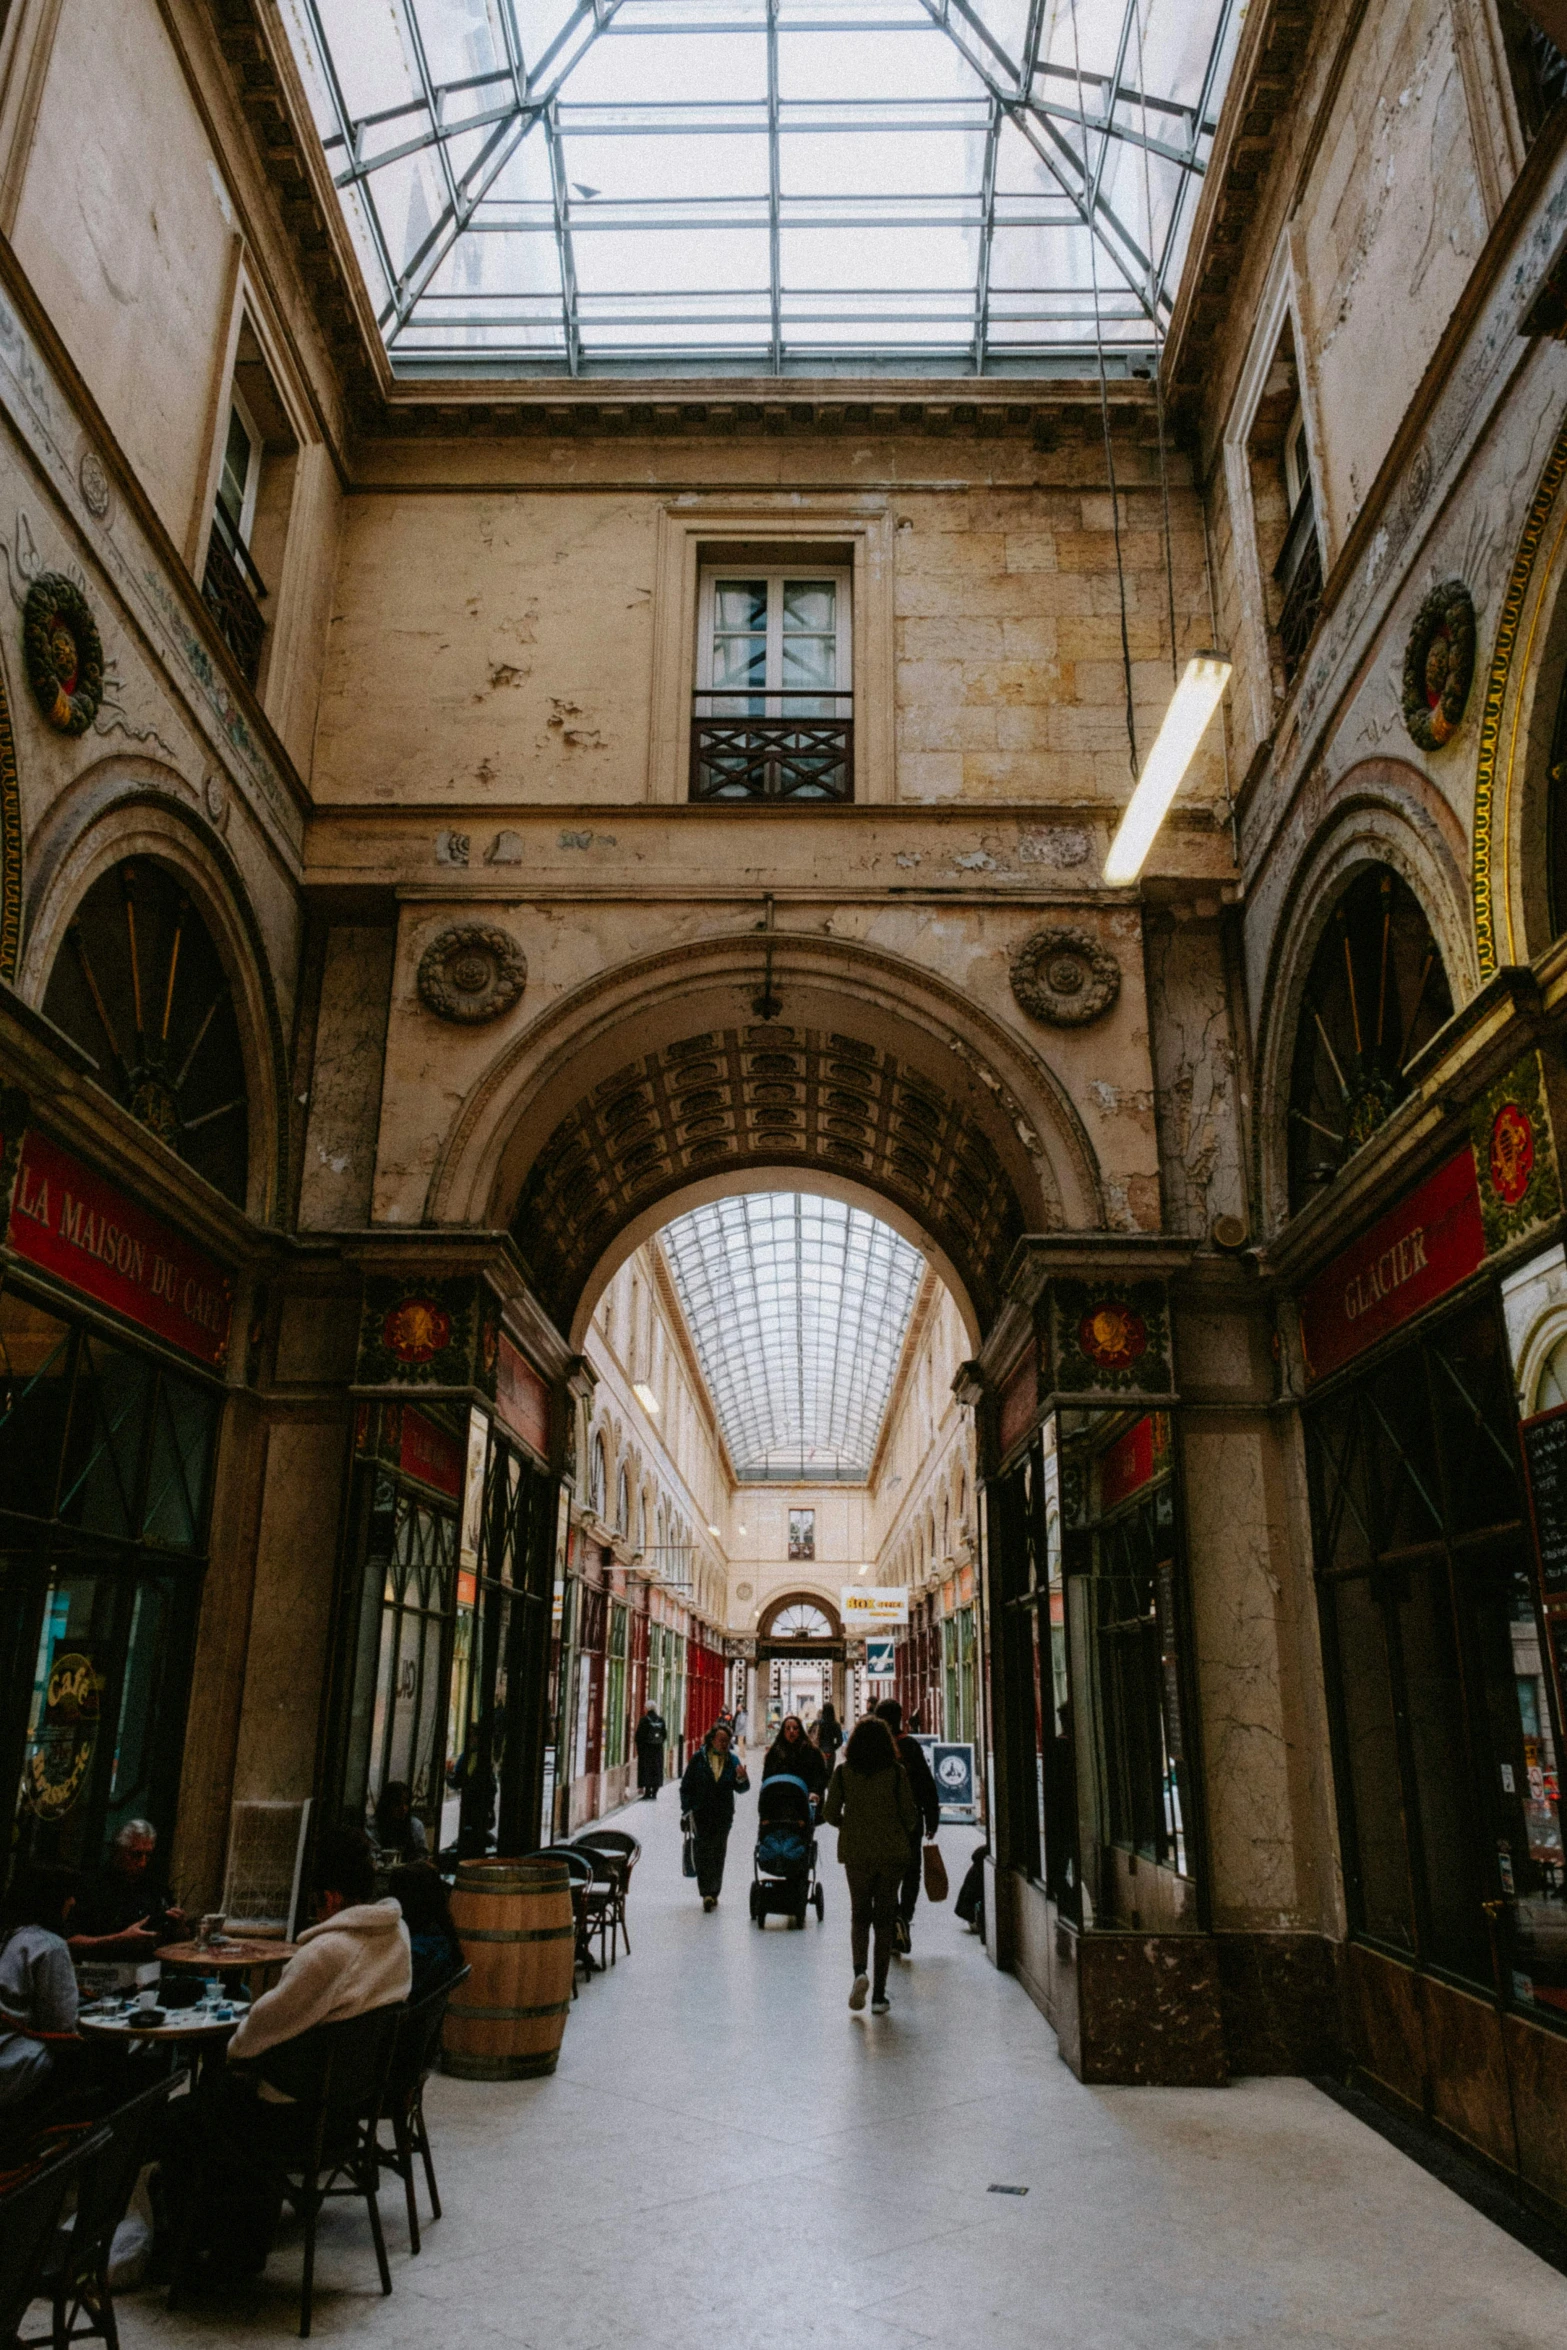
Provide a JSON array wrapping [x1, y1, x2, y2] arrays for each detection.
[[5, 1127, 233, 1367], [842, 1585, 909, 1630], [1298, 1052, 1561, 1384]]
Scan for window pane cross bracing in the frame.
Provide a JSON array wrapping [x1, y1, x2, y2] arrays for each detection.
[[281, 0, 1242, 379]]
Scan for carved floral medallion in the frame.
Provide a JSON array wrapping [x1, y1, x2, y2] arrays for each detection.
[[416, 924, 528, 1023], [1009, 926, 1121, 1027]]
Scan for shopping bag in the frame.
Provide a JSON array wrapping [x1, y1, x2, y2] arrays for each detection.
[[681, 1814, 697, 1879], [923, 1841, 949, 1903]]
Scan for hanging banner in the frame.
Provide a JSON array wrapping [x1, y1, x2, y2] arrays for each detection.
[[865, 1635, 897, 1677], [495, 1333, 551, 1460], [842, 1585, 908, 1629], [6, 1127, 232, 1366]]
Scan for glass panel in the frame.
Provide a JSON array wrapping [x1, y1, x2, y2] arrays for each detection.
[[1325, 1573, 1414, 1950], [57, 1339, 153, 1540], [1458, 1540, 1567, 2017], [141, 1372, 217, 1550], [1396, 1557, 1492, 1984], [0, 1289, 74, 1521], [712, 579, 767, 715], [1429, 1317, 1522, 1535]]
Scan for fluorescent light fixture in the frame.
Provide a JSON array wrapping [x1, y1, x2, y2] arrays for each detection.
[[707, 1523, 722, 1537], [857, 1563, 869, 1577], [1103, 653, 1232, 885], [737, 1524, 748, 1535], [633, 1382, 659, 1414]]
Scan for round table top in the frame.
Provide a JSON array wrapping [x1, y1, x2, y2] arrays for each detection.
[[158, 1939, 300, 1970], [79, 2008, 240, 2044]]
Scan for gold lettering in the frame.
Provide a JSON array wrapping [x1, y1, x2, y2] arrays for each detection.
[[58, 1192, 83, 1247]]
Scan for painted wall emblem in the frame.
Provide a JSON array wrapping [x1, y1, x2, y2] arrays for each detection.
[[1010, 926, 1121, 1027], [417, 923, 527, 1023], [382, 1297, 452, 1364], [1077, 1303, 1148, 1371], [1401, 578, 1474, 753], [23, 573, 103, 736], [1489, 1102, 1535, 1207]]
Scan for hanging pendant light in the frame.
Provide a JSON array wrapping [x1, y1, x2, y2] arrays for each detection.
[[1103, 654, 1233, 884]]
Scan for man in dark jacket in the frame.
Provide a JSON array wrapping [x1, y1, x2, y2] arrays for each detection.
[[875, 1700, 940, 1952], [678, 1723, 750, 1910]]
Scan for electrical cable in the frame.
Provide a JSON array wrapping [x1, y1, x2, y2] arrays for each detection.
[[1069, 0, 1138, 780]]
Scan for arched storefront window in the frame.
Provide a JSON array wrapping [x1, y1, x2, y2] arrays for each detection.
[[1535, 1329, 1567, 1411], [42, 859, 250, 1207], [1287, 864, 1453, 1213]]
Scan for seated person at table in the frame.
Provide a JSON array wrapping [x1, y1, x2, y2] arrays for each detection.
[[388, 1862, 462, 2001], [68, 1819, 185, 1958], [0, 1863, 80, 2124], [158, 1827, 411, 2280], [373, 1778, 429, 1861]]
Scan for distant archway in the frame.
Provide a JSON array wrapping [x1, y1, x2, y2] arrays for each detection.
[[757, 1589, 844, 1645]]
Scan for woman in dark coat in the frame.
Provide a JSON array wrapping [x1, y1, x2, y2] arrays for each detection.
[[678, 1723, 750, 1910], [820, 1715, 918, 2016], [816, 1700, 844, 1770], [634, 1706, 668, 1799], [763, 1714, 828, 1805]]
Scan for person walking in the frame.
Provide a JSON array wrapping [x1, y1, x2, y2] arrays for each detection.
[[820, 1715, 918, 2016], [634, 1704, 668, 1800], [816, 1699, 844, 1772], [679, 1722, 751, 1911], [762, 1713, 828, 1806], [875, 1698, 941, 1954]]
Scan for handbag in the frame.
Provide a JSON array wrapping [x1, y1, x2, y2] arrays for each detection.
[[681, 1813, 697, 1879], [922, 1841, 949, 1903]]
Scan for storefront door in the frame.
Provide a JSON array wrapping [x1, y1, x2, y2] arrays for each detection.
[[1307, 1296, 1567, 2200]]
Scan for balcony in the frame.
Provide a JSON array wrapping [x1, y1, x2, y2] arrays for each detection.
[[1273, 488, 1323, 686], [202, 503, 268, 688], [690, 692, 853, 802]]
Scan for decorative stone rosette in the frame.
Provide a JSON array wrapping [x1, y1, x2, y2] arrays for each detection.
[[23, 574, 104, 737], [1401, 578, 1475, 753], [1009, 926, 1121, 1027], [416, 924, 527, 1023]]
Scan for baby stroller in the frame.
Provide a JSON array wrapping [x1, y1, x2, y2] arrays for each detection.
[[749, 1772, 825, 1929]]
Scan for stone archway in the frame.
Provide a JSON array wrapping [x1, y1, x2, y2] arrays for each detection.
[[757, 1590, 843, 1644]]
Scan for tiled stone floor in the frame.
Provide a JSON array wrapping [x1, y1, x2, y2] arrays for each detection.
[[103, 1781, 1564, 2347]]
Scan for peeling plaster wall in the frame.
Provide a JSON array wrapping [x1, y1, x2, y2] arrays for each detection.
[[298, 926, 395, 1229], [1145, 912, 1248, 1240]]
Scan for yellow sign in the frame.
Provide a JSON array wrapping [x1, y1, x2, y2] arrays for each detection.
[[841, 1586, 908, 1629]]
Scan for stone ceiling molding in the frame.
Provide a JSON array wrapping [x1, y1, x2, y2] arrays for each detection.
[[1009, 926, 1121, 1028], [417, 923, 527, 1024]]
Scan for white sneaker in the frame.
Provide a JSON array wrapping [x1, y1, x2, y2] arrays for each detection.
[[848, 1974, 869, 2011], [872, 1994, 891, 2015]]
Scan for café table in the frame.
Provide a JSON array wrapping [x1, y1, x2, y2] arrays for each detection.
[[158, 1938, 300, 2003], [78, 2007, 239, 2084]]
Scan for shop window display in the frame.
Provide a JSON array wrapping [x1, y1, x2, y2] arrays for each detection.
[[1308, 1299, 1567, 2019]]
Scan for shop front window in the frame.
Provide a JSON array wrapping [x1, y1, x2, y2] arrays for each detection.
[[0, 1278, 218, 1880], [1308, 1299, 1567, 2018], [606, 1602, 628, 1774]]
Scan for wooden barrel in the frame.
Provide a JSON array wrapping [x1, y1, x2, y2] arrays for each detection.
[[441, 1857, 576, 2080]]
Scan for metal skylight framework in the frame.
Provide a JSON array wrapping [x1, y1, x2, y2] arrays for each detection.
[[281, 0, 1241, 377], [659, 1193, 925, 1481]]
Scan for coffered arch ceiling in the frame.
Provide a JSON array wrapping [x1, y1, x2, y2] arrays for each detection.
[[511, 1018, 1031, 1336]]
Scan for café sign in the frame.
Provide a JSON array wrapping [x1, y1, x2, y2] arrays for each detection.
[[6, 1128, 232, 1367], [1299, 1151, 1484, 1382]]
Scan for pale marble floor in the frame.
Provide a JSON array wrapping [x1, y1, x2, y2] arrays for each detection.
[[104, 1781, 1564, 2349]]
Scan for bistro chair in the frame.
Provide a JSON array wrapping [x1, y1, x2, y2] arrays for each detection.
[[376, 1966, 469, 2255], [272, 2003, 402, 2338], [573, 1830, 641, 1958], [566, 1841, 628, 1972], [534, 1846, 598, 1986], [22, 2075, 173, 2350], [0, 2126, 111, 2350]]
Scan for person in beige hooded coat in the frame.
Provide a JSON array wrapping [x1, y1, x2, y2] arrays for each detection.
[[159, 1826, 411, 2278]]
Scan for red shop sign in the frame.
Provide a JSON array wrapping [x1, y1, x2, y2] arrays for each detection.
[[998, 1351, 1038, 1456], [1100, 1412, 1167, 1512], [7, 1128, 232, 1367], [398, 1406, 465, 1501], [495, 1333, 550, 1460], [1298, 1150, 1484, 1383]]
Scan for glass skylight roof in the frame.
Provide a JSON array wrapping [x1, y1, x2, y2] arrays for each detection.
[[281, 0, 1241, 377], [659, 1193, 925, 1481]]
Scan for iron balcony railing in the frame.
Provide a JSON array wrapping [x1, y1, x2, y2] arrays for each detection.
[[1273, 486, 1324, 686], [202, 502, 268, 688], [690, 690, 853, 802]]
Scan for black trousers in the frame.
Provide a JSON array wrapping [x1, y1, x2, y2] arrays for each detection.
[[845, 1863, 903, 1997], [898, 1842, 924, 1926], [693, 1823, 731, 1897]]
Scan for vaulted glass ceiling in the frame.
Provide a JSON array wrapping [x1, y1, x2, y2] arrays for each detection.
[[281, 0, 1241, 377], [659, 1193, 925, 1480]]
